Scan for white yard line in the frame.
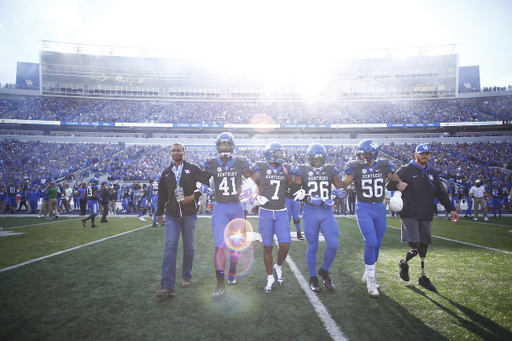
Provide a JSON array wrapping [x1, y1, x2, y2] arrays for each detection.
[[0, 225, 150, 273], [275, 238, 348, 341]]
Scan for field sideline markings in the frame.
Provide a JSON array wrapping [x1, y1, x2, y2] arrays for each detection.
[[0, 225, 150, 273], [277, 238, 348, 341], [340, 216, 512, 255]]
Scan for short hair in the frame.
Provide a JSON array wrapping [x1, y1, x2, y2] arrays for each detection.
[[172, 143, 185, 152]]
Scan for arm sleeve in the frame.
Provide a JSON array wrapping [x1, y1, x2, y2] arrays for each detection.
[[194, 167, 210, 202], [156, 171, 167, 216]]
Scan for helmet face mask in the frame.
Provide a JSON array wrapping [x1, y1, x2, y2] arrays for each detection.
[[215, 132, 235, 158], [307, 143, 327, 169], [263, 142, 287, 163], [356, 140, 380, 165]]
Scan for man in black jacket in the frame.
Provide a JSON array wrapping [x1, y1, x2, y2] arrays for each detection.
[[155, 143, 210, 298], [99, 181, 110, 223], [388, 143, 458, 291]]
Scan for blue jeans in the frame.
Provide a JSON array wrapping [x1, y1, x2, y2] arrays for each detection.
[[161, 214, 197, 290]]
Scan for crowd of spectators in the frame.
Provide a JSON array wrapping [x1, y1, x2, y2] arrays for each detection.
[[2, 139, 510, 194], [1, 95, 511, 124]]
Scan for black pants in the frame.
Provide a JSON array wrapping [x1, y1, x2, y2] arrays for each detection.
[[80, 198, 87, 215], [101, 203, 109, 222]]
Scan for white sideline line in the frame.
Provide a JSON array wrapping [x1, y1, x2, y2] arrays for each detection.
[[386, 225, 512, 255], [276, 239, 348, 341], [0, 225, 150, 273], [340, 216, 512, 255]]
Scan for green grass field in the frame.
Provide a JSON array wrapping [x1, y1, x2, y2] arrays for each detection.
[[1, 214, 511, 341]]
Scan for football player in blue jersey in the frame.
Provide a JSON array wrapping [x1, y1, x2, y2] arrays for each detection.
[[150, 177, 161, 227], [463, 180, 473, 218], [285, 160, 305, 241], [339, 140, 407, 298], [501, 182, 510, 214], [447, 178, 458, 219], [241, 141, 293, 294], [81, 177, 100, 228], [291, 143, 347, 293], [201, 132, 251, 297], [489, 181, 503, 218]]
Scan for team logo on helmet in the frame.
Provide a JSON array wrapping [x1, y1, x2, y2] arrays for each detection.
[[355, 139, 380, 165], [263, 142, 287, 163]]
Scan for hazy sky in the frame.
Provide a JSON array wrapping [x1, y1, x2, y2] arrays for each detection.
[[1, 0, 511, 87]]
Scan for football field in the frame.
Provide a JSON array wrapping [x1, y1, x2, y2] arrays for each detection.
[[0, 214, 511, 341]]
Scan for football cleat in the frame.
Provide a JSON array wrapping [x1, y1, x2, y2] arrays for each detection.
[[91, 225, 98, 228], [398, 259, 410, 281], [484, 217, 489, 221], [264, 278, 275, 294], [227, 276, 237, 285], [366, 275, 380, 298], [362, 272, 380, 289], [211, 285, 225, 298], [152, 223, 158, 227], [473, 218, 478, 221], [418, 275, 436, 291], [139, 216, 147, 222], [81, 219, 87, 227], [274, 264, 284, 286], [309, 277, 322, 293], [318, 268, 334, 291], [297, 231, 305, 241]]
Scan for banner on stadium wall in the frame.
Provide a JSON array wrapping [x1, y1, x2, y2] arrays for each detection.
[[441, 121, 502, 127], [186, 145, 335, 152], [16, 62, 40, 88], [61, 121, 116, 127], [459, 66, 481, 90]]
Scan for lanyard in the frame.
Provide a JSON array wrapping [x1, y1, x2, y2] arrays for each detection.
[[172, 162, 184, 186]]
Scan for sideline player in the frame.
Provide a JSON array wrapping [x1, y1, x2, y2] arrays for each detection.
[[201, 132, 251, 297], [338, 140, 407, 298], [241, 142, 293, 293], [81, 178, 100, 228], [291, 143, 347, 293]]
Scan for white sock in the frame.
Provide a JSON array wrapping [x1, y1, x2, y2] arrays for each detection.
[[267, 274, 275, 283], [365, 264, 375, 277], [274, 264, 281, 271]]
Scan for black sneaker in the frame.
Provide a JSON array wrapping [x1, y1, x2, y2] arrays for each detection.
[[309, 276, 322, 293], [91, 225, 98, 228], [297, 231, 305, 241], [81, 219, 87, 227], [152, 223, 158, 227], [318, 268, 334, 291], [418, 275, 436, 291], [399, 259, 410, 281]]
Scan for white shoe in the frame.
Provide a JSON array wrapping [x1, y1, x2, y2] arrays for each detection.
[[473, 218, 478, 221], [264, 278, 275, 293], [139, 216, 147, 222], [274, 264, 284, 286], [484, 217, 489, 221], [362, 272, 380, 289], [366, 275, 380, 298]]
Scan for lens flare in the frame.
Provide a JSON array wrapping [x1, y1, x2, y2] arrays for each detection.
[[223, 218, 254, 252]]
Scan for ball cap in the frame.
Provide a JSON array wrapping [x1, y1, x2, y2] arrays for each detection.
[[102, 181, 108, 185], [415, 144, 432, 154]]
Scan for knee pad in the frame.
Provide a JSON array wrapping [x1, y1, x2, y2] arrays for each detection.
[[293, 218, 300, 225], [307, 242, 319, 254], [418, 243, 428, 258]]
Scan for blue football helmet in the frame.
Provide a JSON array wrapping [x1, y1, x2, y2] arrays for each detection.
[[493, 181, 499, 188], [466, 180, 472, 187], [90, 177, 99, 185], [355, 139, 380, 164], [448, 178, 455, 184], [215, 132, 235, 158], [263, 142, 287, 163], [307, 143, 327, 169]]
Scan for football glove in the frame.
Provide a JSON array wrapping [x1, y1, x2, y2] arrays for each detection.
[[323, 199, 335, 207], [256, 195, 270, 206], [196, 182, 213, 195], [293, 189, 306, 201], [389, 191, 403, 212], [239, 188, 254, 202], [332, 188, 347, 199], [306, 195, 323, 206]]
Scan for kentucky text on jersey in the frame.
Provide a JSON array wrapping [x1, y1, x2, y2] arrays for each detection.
[[265, 174, 286, 180]]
